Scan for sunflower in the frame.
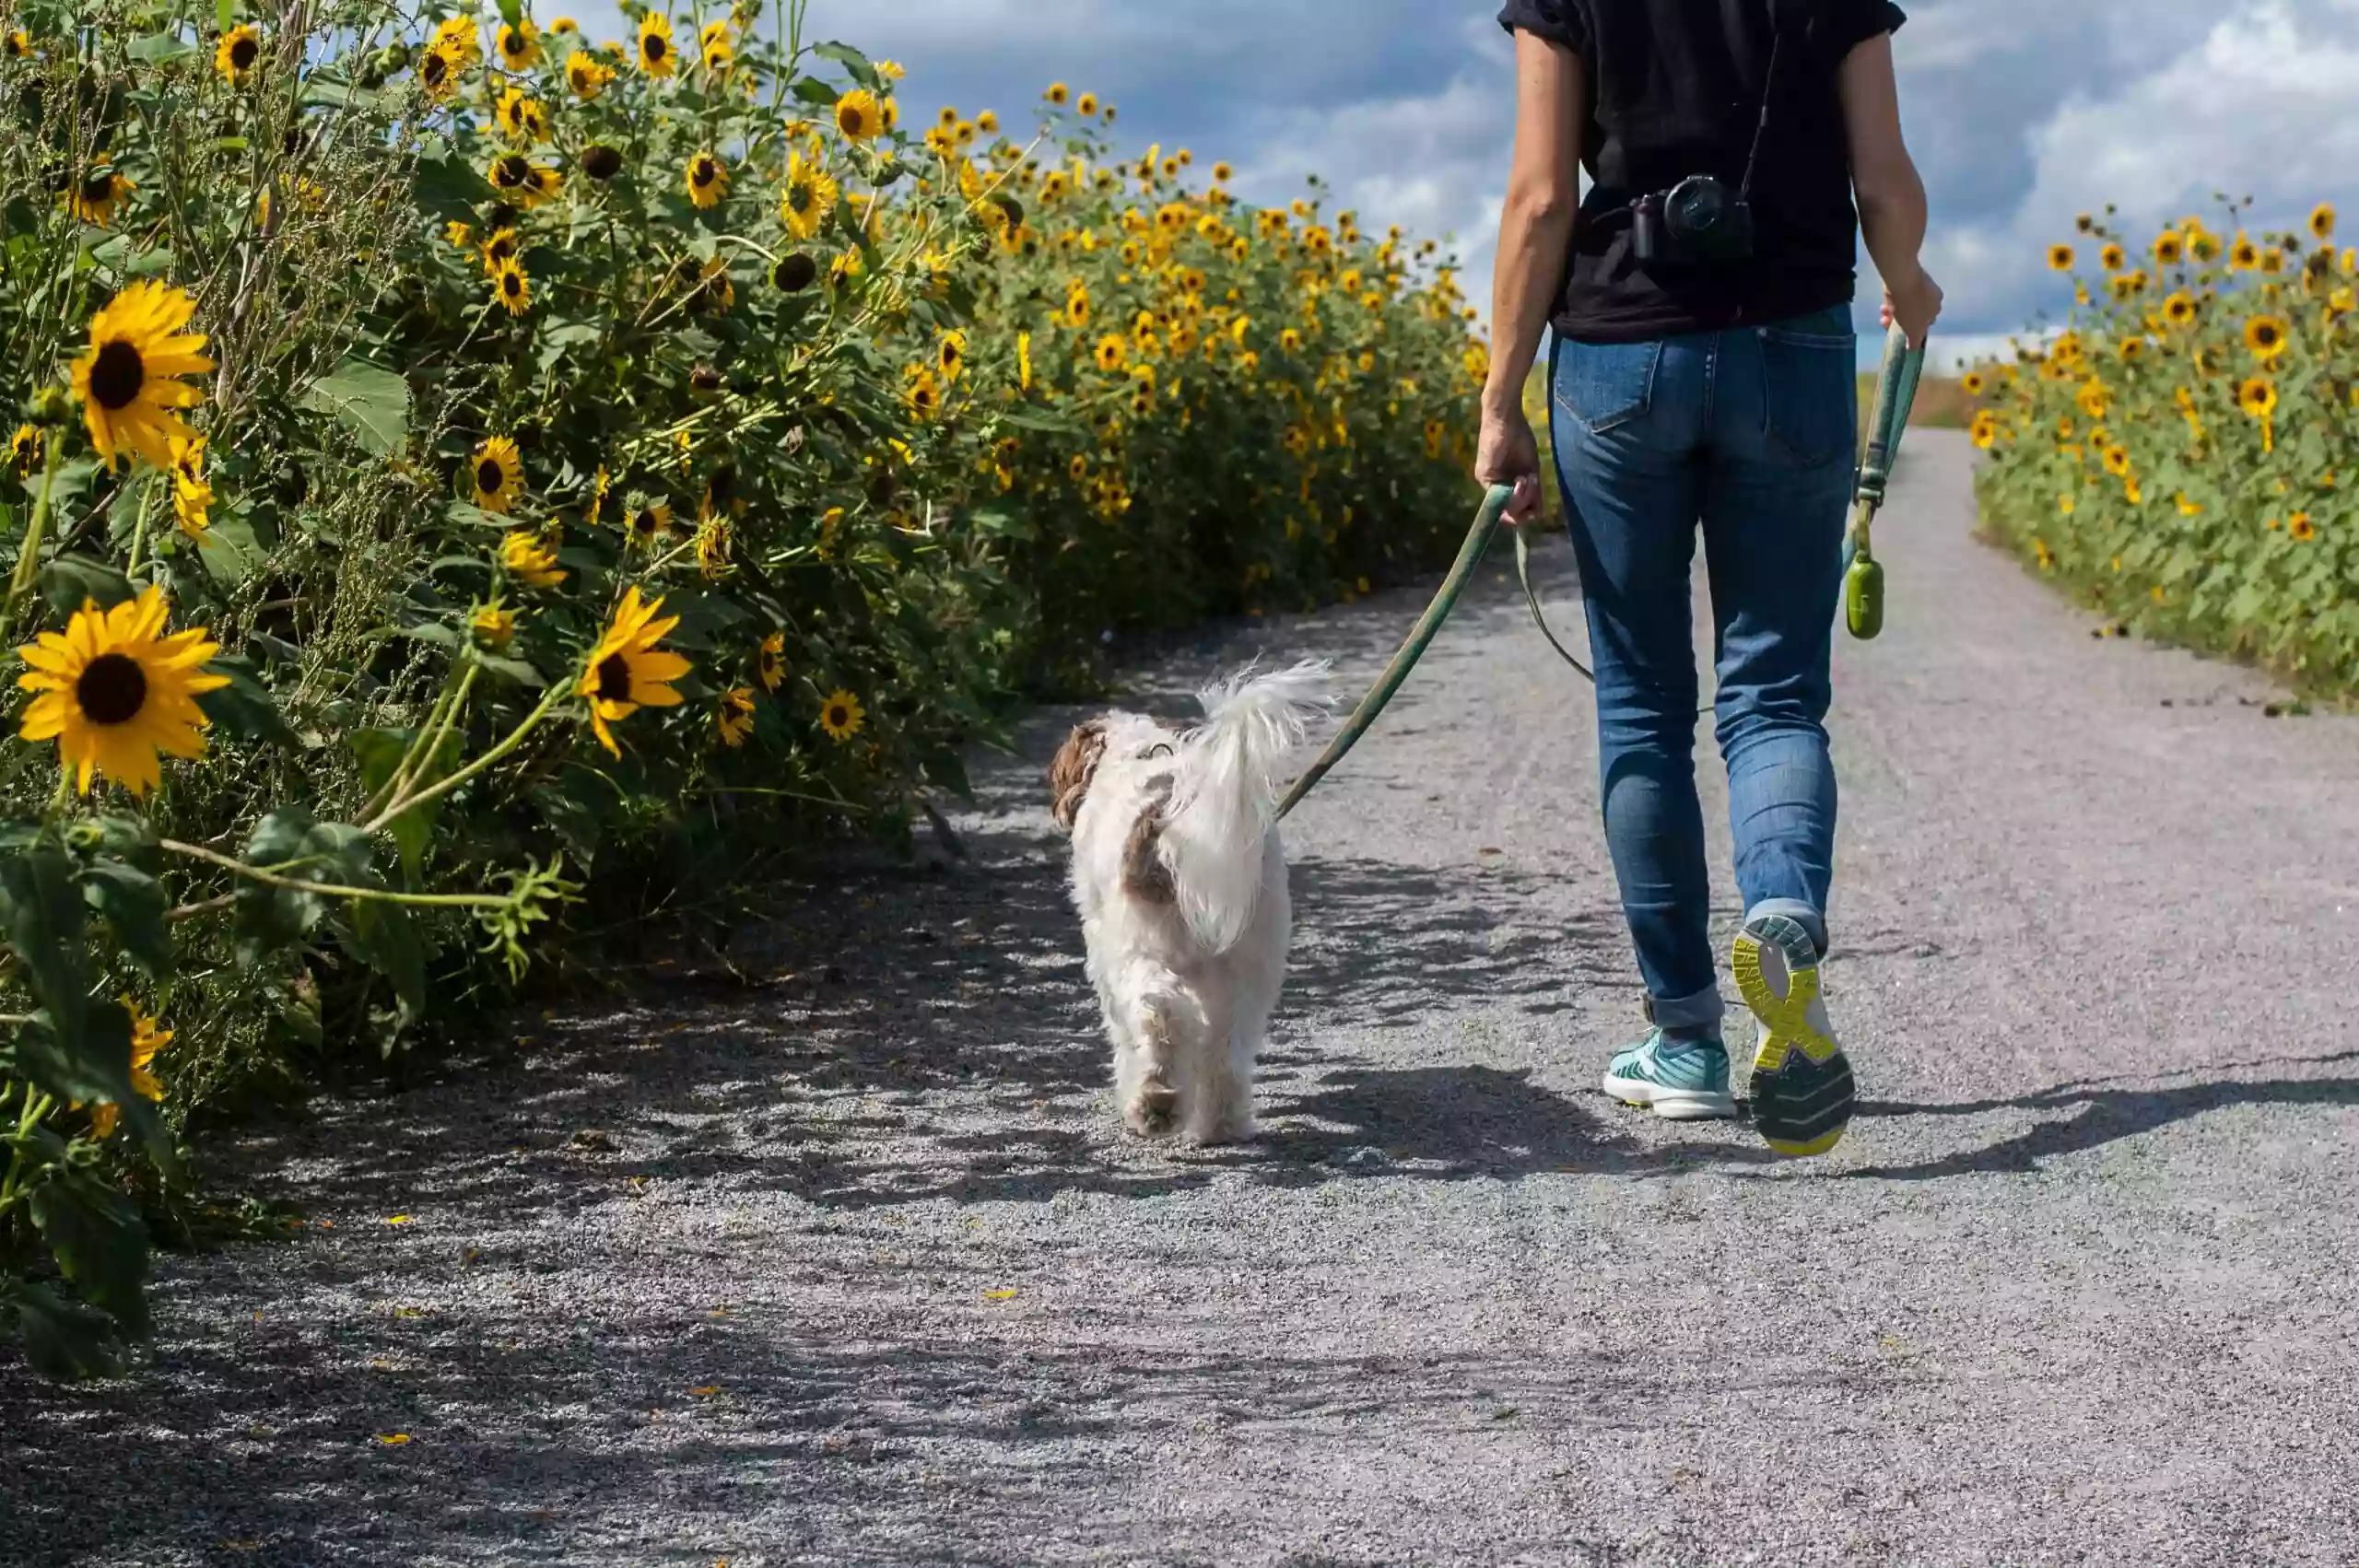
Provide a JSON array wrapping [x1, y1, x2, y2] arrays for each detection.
[[1065, 282, 1093, 326], [2150, 231, 2185, 268], [82, 998, 171, 1139], [1076, 92, 1098, 117], [70, 281, 212, 473], [2186, 226, 2222, 264], [1044, 80, 1069, 106], [4, 29, 29, 57], [836, 88, 885, 141], [699, 18, 732, 69], [497, 87, 549, 145], [2230, 233, 2260, 271], [904, 366, 944, 421], [937, 328, 967, 380], [757, 631, 785, 692], [2102, 444, 2131, 478], [2164, 291, 2198, 328], [471, 436, 524, 513], [685, 150, 729, 208], [565, 48, 613, 99], [432, 14, 481, 63], [494, 18, 541, 69], [2311, 204, 2337, 243], [17, 586, 229, 797], [628, 498, 675, 547], [2238, 375, 2277, 419], [637, 11, 675, 75], [418, 41, 463, 101], [2260, 247, 2285, 275], [1102, 104, 1118, 124], [780, 152, 839, 238], [769, 252, 818, 292], [490, 153, 563, 207], [501, 530, 567, 589], [1969, 410, 1999, 451], [62, 162, 137, 229], [7, 424, 42, 479], [472, 601, 516, 649], [169, 434, 212, 538], [2289, 511, 2318, 542], [2244, 313, 2290, 361], [2095, 240, 2124, 273], [715, 685, 756, 748], [1094, 334, 1127, 372], [216, 23, 263, 83], [1960, 370, 1987, 396], [579, 586, 691, 756], [818, 688, 864, 742]]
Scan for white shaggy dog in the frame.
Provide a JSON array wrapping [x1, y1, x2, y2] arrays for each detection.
[[1046, 661, 1332, 1144]]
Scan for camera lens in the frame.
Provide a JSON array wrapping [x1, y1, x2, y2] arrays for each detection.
[[1667, 177, 1728, 238]]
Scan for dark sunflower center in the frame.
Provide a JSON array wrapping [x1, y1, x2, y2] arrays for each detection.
[[595, 652, 632, 702], [495, 155, 531, 187], [88, 339, 146, 411], [634, 509, 661, 535], [475, 458, 504, 492], [581, 145, 622, 180], [230, 35, 258, 69], [693, 158, 715, 185], [773, 252, 816, 291], [501, 271, 522, 297], [503, 34, 527, 58], [81, 170, 118, 204], [76, 651, 148, 725], [423, 52, 448, 84], [788, 181, 814, 213], [644, 34, 666, 60], [827, 703, 847, 726], [842, 108, 866, 134]]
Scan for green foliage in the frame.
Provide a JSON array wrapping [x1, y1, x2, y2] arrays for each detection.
[[1967, 201, 2359, 695], [0, 0, 1484, 1377]]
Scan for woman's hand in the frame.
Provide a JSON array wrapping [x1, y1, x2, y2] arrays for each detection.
[[1880, 264, 1944, 349], [1475, 398, 1545, 525]]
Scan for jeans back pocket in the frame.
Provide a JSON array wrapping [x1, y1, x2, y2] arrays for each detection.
[[1757, 309, 1856, 468], [1555, 338, 1662, 436]]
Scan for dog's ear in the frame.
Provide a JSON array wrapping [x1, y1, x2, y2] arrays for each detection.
[[1046, 720, 1107, 832]]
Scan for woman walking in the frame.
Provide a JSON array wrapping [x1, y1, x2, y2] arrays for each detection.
[[1476, 0, 1940, 1155]]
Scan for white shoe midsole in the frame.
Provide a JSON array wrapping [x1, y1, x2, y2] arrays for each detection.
[[1602, 1072, 1737, 1120]]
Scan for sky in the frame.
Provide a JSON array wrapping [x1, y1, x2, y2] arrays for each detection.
[[713, 0, 2359, 373]]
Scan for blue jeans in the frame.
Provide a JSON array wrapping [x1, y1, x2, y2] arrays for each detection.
[[1545, 304, 1856, 1037]]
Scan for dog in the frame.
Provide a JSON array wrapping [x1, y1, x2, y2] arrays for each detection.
[[1046, 661, 1332, 1144]]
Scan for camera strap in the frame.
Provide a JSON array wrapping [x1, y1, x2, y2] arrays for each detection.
[[1736, 0, 1798, 205]]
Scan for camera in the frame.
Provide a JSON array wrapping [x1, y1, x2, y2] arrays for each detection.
[[1631, 175, 1756, 270]]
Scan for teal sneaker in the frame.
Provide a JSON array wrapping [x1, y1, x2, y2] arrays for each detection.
[[1601, 1030, 1737, 1121], [1731, 913, 1856, 1158]]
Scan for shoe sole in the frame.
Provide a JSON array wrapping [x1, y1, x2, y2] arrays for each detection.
[[1731, 918, 1856, 1158], [1600, 1071, 1737, 1121]]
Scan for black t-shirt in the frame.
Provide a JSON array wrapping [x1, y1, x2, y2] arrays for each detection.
[[1496, 0, 1906, 343]]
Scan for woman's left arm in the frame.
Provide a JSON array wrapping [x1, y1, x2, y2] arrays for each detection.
[[1476, 29, 1586, 523]]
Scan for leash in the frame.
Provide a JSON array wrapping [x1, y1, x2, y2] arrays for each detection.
[[1277, 323, 1929, 818]]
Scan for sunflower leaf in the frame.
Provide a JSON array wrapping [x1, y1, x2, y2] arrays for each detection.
[[298, 357, 410, 458], [231, 807, 328, 963], [790, 76, 839, 108], [36, 555, 135, 617], [351, 727, 462, 882], [195, 654, 299, 748], [347, 898, 428, 1036], [8, 1278, 125, 1382], [813, 41, 877, 88], [496, 0, 523, 30], [79, 861, 172, 978], [0, 846, 100, 1082], [127, 31, 194, 63], [29, 1167, 151, 1343]]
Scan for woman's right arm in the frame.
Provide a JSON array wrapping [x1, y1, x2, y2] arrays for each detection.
[[1837, 32, 1942, 345]]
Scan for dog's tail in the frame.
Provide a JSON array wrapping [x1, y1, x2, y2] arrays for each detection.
[[1158, 659, 1332, 954]]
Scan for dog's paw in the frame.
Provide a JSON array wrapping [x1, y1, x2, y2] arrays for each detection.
[[1122, 1078, 1179, 1138], [1189, 1108, 1256, 1148]]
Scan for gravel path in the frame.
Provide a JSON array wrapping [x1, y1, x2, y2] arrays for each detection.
[[8, 433, 2359, 1567]]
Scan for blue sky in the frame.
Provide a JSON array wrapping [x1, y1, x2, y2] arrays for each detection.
[[596, 1, 2359, 369]]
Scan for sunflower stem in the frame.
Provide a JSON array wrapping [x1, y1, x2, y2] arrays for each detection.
[[364, 661, 479, 825], [157, 837, 527, 911], [6, 438, 64, 615], [360, 679, 568, 838]]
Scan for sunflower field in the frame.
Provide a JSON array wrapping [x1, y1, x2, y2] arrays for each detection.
[[0, 0, 1484, 1375], [1966, 201, 2359, 693]]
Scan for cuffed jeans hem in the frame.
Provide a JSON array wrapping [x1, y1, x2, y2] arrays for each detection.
[[1643, 981, 1727, 1034], [1744, 897, 1826, 959]]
